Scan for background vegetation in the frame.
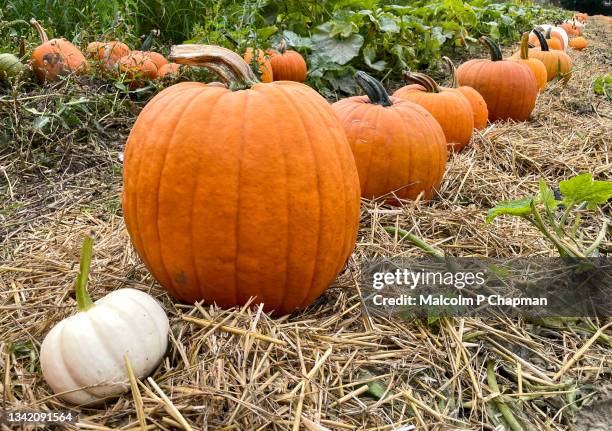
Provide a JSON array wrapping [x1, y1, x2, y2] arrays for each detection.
[[1, 0, 572, 95]]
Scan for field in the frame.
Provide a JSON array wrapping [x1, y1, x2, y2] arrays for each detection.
[[1, 1, 611, 430]]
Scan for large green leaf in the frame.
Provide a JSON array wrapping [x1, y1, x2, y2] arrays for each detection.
[[312, 22, 364, 65]]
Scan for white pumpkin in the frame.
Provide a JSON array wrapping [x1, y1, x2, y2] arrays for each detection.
[[531, 25, 569, 51], [40, 236, 169, 405]]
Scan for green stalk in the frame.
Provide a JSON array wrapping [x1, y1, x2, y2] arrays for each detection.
[[584, 220, 609, 256], [487, 361, 525, 431], [384, 226, 446, 261], [75, 234, 95, 312]]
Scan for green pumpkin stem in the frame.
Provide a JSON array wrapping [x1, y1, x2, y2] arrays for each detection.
[[532, 29, 549, 51], [520, 32, 530, 60], [140, 29, 159, 51], [75, 233, 95, 312], [441, 56, 458, 88], [355, 71, 392, 107], [479, 36, 503, 61], [403, 71, 440, 93], [169, 44, 259, 89]]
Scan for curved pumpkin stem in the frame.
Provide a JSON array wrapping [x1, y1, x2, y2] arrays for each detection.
[[441, 56, 458, 88], [75, 233, 95, 312], [519, 32, 530, 60], [141, 29, 159, 51], [277, 38, 288, 54], [479, 36, 503, 61], [532, 29, 549, 52], [403, 71, 440, 93], [29, 18, 48, 43], [169, 44, 258, 89], [355, 71, 392, 107]]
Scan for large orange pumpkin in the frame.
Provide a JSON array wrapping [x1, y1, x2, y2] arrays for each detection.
[[122, 45, 360, 314], [30, 19, 88, 82], [332, 71, 447, 200], [528, 30, 572, 83], [243, 48, 273, 83], [457, 36, 538, 122], [511, 32, 547, 91], [86, 41, 130, 67], [393, 71, 474, 152], [441, 56, 488, 131], [266, 39, 307, 82]]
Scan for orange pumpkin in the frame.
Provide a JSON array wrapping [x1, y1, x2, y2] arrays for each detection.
[[266, 39, 307, 82], [122, 45, 360, 314], [243, 48, 273, 83], [559, 23, 577, 36], [30, 19, 88, 82], [528, 27, 563, 50], [86, 41, 130, 67], [117, 51, 160, 81], [441, 56, 488, 130], [158, 62, 182, 78], [394, 71, 474, 152], [569, 37, 588, 51], [528, 30, 572, 83], [511, 33, 547, 91], [456, 37, 538, 122], [332, 71, 447, 200]]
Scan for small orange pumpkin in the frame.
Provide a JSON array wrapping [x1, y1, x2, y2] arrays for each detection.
[[158, 63, 182, 78], [117, 51, 160, 82], [569, 37, 588, 51], [243, 48, 273, 83], [30, 19, 88, 82], [123, 45, 360, 314], [87, 41, 130, 67], [511, 33, 547, 91], [456, 37, 538, 122], [528, 27, 563, 50], [394, 71, 474, 152], [441, 57, 488, 130], [528, 30, 572, 83], [266, 39, 307, 82], [332, 71, 447, 200]]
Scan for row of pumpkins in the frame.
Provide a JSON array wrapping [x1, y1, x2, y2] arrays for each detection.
[[22, 12, 596, 407]]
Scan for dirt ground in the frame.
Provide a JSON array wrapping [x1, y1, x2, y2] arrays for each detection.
[[0, 16, 610, 431]]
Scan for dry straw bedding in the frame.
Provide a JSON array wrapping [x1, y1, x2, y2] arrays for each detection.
[[0, 17, 611, 431]]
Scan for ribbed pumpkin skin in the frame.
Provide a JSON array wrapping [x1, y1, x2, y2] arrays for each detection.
[[123, 81, 360, 314], [393, 85, 474, 151], [118, 52, 160, 80], [32, 39, 88, 82], [528, 48, 572, 82], [456, 86, 488, 130], [457, 60, 538, 122], [87, 41, 130, 66], [243, 48, 273, 82], [268, 49, 307, 82], [332, 96, 447, 200], [515, 58, 547, 91]]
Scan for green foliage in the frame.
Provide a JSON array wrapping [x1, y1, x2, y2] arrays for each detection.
[[593, 74, 612, 101], [0, 0, 572, 94], [488, 174, 611, 258]]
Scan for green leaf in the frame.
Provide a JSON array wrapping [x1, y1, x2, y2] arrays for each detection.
[[559, 173, 612, 209], [362, 45, 387, 71], [281, 30, 313, 50], [312, 22, 364, 65], [379, 15, 400, 33], [486, 197, 533, 223], [537, 179, 559, 211], [593, 74, 612, 101]]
